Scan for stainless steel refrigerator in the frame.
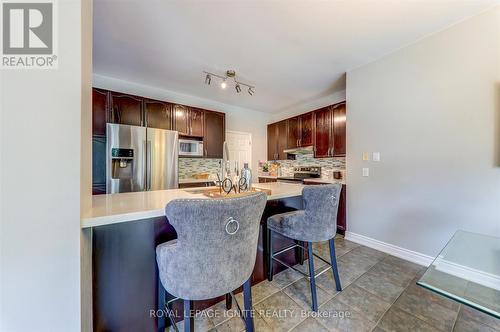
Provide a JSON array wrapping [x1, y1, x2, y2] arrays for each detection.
[[106, 123, 178, 194]]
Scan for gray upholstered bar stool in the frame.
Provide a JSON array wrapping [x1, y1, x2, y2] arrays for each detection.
[[156, 192, 266, 332], [266, 184, 342, 311]]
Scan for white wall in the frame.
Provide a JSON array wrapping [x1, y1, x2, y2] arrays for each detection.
[[93, 75, 273, 171], [0, 0, 88, 331], [346, 6, 500, 258]]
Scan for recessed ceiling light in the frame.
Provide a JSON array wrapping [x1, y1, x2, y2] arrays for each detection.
[[221, 80, 227, 89]]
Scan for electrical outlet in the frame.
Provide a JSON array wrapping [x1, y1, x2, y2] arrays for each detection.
[[373, 152, 380, 162], [362, 152, 370, 161], [362, 168, 369, 177]]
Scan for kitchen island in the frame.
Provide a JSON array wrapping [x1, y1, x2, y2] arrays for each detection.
[[84, 182, 309, 332]]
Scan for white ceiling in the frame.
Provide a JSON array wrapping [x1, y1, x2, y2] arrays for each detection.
[[93, 0, 499, 113]]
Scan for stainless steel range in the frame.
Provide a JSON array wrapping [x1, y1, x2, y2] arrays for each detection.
[[277, 166, 321, 183]]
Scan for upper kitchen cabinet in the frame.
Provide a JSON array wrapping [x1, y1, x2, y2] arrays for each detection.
[[287, 117, 299, 149], [173, 104, 189, 135], [174, 105, 204, 137], [286, 113, 313, 148], [267, 123, 278, 160], [299, 112, 314, 146], [144, 99, 173, 130], [109, 91, 143, 126], [332, 102, 346, 156], [268, 101, 346, 160], [313, 102, 346, 158], [267, 120, 287, 160], [92, 88, 109, 136], [204, 111, 225, 158], [189, 108, 204, 137], [314, 106, 332, 158]]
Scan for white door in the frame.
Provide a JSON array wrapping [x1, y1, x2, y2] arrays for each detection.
[[226, 131, 252, 170]]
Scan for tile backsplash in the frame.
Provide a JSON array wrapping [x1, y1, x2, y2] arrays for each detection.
[[178, 158, 221, 179], [260, 155, 346, 179]]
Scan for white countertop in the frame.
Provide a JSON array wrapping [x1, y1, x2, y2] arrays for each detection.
[[178, 178, 216, 184], [81, 182, 304, 229]]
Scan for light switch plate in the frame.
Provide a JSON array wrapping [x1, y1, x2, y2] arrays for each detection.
[[362, 152, 370, 161], [362, 168, 369, 177], [373, 152, 380, 162]]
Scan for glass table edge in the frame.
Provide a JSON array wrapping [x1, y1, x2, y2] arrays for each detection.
[[416, 280, 500, 319]]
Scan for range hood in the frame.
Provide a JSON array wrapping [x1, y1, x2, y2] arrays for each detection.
[[283, 145, 314, 155]]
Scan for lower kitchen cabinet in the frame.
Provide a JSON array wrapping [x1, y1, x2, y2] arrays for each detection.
[[258, 177, 278, 183]]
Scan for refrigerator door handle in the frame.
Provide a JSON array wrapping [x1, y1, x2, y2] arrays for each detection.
[[146, 140, 152, 191]]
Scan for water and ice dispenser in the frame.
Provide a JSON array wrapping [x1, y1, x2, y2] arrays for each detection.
[[110, 148, 134, 180]]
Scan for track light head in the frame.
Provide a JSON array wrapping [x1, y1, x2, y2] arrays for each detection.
[[248, 87, 254, 96], [235, 83, 241, 93], [221, 80, 227, 89], [205, 74, 211, 85]]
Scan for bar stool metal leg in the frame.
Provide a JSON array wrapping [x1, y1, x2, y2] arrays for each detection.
[[267, 227, 274, 282], [225, 293, 232, 310], [307, 242, 318, 311], [295, 240, 305, 265], [157, 276, 166, 332], [329, 238, 342, 291], [243, 278, 254, 332], [183, 300, 193, 332]]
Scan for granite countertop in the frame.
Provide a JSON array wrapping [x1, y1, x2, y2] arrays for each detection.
[[81, 182, 304, 228], [258, 175, 278, 179]]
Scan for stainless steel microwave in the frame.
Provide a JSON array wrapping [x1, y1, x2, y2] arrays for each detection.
[[179, 139, 204, 157]]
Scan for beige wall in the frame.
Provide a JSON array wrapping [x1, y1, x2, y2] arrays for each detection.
[[0, 0, 91, 330], [93, 74, 273, 172], [346, 6, 500, 257]]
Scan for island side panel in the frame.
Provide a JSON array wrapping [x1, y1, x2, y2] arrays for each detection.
[[92, 196, 303, 332]]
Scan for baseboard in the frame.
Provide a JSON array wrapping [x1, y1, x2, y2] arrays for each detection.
[[344, 231, 434, 267]]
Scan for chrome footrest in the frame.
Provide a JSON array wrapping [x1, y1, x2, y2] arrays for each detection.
[[271, 244, 334, 279]]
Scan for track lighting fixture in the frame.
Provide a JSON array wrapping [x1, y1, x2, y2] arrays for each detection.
[[203, 70, 255, 96]]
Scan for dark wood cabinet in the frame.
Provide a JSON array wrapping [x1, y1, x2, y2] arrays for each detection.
[[190, 108, 204, 137], [313, 102, 346, 158], [109, 92, 143, 126], [314, 107, 332, 158], [144, 99, 173, 130], [173, 104, 189, 135], [332, 103, 346, 156], [267, 123, 278, 160], [92, 89, 108, 136], [287, 117, 299, 149], [267, 120, 287, 160], [204, 111, 225, 158], [286, 113, 313, 148], [268, 101, 345, 161], [299, 112, 314, 146], [174, 105, 204, 137], [277, 120, 288, 160], [258, 177, 278, 183]]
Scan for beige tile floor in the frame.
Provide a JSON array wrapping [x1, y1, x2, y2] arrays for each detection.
[[168, 238, 500, 332]]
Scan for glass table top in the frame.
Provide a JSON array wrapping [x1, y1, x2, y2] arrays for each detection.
[[417, 230, 500, 318]]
